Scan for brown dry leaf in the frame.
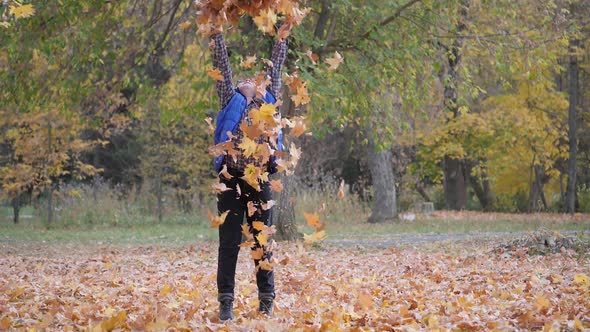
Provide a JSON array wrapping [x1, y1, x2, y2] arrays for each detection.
[[290, 117, 307, 137], [240, 55, 257, 69], [305, 49, 318, 64], [325, 51, 344, 70]]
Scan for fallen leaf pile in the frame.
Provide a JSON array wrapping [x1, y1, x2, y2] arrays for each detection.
[[1, 241, 589, 330]]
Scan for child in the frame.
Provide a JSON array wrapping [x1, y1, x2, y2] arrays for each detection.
[[209, 26, 288, 321]]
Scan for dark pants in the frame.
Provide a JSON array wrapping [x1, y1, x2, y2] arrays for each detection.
[[216, 167, 275, 302]]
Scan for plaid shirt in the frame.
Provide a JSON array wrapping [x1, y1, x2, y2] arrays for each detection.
[[211, 33, 288, 172]]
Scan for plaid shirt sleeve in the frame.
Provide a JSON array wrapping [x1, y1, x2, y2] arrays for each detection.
[[267, 38, 288, 99], [211, 33, 235, 108]]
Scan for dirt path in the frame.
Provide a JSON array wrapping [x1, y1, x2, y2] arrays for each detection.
[[324, 230, 590, 248]]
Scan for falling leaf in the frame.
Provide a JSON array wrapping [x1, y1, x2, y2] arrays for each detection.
[[240, 240, 256, 248], [208, 209, 229, 228], [303, 212, 325, 231], [303, 230, 328, 244], [290, 117, 307, 137], [241, 164, 261, 191], [305, 50, 318, 64], [251, 247, 264, 260], [242, 224, 253, 240], [256, 232, 269, 246], [219, 164, 233, 180], [291, 82, 311, 106], [240, 55, 257, 69], [247, 201, 258, 217], [252, 221, 266, 231], [325, 51, 344, 70], [179, 21, 192, 29], [238, 136, 258, 158], [289, 142, 302, 164], [206, 68, 224, 81], [211, 181, 232, 193], [253, 8, 277, 34], [270, 179, 283, 192], [261, 200, 275, 210]]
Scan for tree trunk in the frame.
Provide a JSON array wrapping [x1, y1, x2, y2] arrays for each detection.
[[365, 127, 397, 223], [565, 38, 579, 214], [438, 1, 469, 211], [271, 82, 299, 241], [467, 160, 494, 211], [46, 119, 53, 225], [12, 195, 20, 224], [272, 172, 299, 241], [443, 157, 468, 210]]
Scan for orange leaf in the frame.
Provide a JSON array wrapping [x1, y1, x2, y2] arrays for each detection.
[[206, 68, 224, 81]]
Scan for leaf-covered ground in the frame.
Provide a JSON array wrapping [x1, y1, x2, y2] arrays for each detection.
[[1, 239, 589, 331]]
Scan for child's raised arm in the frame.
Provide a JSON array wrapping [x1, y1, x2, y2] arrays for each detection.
[[267, 31, 289, 100], [211, 32, 235, 108]]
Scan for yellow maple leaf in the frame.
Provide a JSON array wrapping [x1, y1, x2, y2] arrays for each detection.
[[241, 163, 261, 191], [252, 221, 266, 231], [291, 83, 310, 106], [303, 230, 328, 244], [253, 8, 277, 35], [256, 232, 269, 246], [239, 136, 258, 158]]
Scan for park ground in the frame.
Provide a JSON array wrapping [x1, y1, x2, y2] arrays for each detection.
[[1, 211, 590, 331]]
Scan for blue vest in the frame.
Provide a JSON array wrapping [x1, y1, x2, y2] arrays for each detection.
[[213, 88, 284, 174]]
